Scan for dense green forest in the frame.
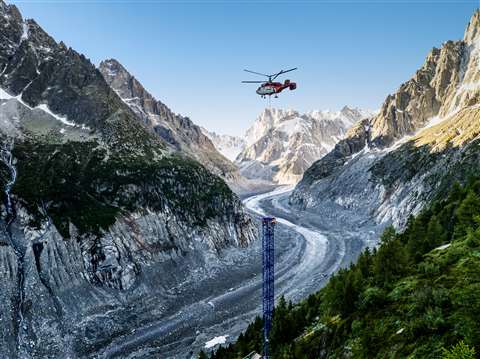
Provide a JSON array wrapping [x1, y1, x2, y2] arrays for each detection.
[[206, 178, 480, 358]]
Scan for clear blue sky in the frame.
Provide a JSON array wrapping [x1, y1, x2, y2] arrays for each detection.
[[10, 0, 480, 136]]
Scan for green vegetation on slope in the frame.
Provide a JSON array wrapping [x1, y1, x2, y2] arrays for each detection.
[[10, 137, 235, 238], [210, 178, 480, 358]]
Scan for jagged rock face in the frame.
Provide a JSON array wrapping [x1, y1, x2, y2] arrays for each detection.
[[201, 128, 246, 161], [0, 2, 256, 357], [440, 11, 480, 117], [237, 107, 370, 184], [0, 5, 126, 133], [99, 59, 240, 181], [292, 10, 480, 228]]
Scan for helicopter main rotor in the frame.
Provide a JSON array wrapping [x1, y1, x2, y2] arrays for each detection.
[[242, 68, 298, 83]]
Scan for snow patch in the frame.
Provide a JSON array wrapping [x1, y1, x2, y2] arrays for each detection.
[[104, 65, 118, 77], [205, 335, 228, 348], [36, 104, 77, 127], [202, 128, 246, 161], [424, 116, 443, 129], [278, 117, 306, 135], [421, 104, 469, 132], [460, 81, 480, 91], [0, 87, 91, 131], [219, 144, 244, 161], [34, 104, 91, 130], [0, 87, 13, 100], [21, 22, 29, 41], [434, 243, 451, 251]]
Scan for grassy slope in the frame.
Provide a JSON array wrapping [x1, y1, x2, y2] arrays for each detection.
[[210, 178, 480, 358], [9, 134, 234, 238], [371, 107, 480, 197]]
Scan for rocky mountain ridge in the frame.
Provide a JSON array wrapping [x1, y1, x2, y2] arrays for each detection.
[[236, 107, 371, 184], [99, 58, 240, 181], [0, 2, 255, 357], [291, 9, 480, 228]]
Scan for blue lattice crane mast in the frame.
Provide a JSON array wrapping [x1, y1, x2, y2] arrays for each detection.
[[262, 217, 276, 358]]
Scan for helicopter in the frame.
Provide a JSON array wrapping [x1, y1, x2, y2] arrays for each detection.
[[242, 68, 298, 98]]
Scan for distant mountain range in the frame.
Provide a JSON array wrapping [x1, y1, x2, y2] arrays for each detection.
[[201, 128, 246, 162], [205, 107, 372, 184]]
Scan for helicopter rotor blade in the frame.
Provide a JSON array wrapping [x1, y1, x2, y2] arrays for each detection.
[[271, 67, 298, 80], [242, 80, 265, 83], [244, 69, 270, 77]]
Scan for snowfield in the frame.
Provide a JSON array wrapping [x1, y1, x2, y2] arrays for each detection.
[[205, 335, 229, 349]]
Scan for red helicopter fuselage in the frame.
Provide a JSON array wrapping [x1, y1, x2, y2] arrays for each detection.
[[256, 79, 297, 97], [243, 67, 298, 98]]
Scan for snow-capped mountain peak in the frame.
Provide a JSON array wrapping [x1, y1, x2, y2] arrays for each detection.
[[237, 106, 372, 184], [201, 128, 246, 161]]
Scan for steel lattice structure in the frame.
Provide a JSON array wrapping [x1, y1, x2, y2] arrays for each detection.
[[262, 217, 276, 358]]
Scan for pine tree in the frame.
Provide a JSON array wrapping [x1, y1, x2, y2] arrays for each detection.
[[454, 190, 480, 238], [270, 296, 291, 353], [442, 341, 476, 359], [426, 215, 447, 249], [373, 226, 408, 286], [406, 212, 433, 263]]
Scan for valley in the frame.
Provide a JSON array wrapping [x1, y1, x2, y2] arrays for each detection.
[[89, 186, 380, 358], [0, 1, 478, 358]]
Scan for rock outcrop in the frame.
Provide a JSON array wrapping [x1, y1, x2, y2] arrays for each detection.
[[0, 2, 255, 357], [292, 10, 480, 228]]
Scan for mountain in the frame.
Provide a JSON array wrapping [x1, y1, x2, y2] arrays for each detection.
[[291, 9, 480, 228], [236, 107, 371, 184], [201, 128, 246, 162], [99, 58, 240, 181], [0, 2, 255, 357], [211, 10, 480, 359]]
